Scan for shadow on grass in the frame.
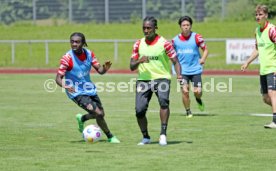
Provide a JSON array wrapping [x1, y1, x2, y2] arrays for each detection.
[[174, 112, 216, 117], [192, 113, 216, 117], [70, 140, 85, 143], [149, 140, 193, 145], [85, 150, 103, 153], [70, 139, 193, 146], [70, 139, 108, 143]]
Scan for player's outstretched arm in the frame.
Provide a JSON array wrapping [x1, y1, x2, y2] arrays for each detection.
[[93, 61, 112, 75]]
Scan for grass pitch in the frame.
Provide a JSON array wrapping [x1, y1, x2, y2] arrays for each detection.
[[1, 74, 276, 171]]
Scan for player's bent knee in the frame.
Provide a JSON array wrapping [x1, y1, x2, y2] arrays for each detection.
[[86, 104, 94, 111], [194, 92, 201, 98], [136, 113, 146, 119], [160, 105, 169, 109], [96, 110, 105, 117], [88, 107, 104, 118], [159, 99, 169, 109], [136, 109, 146, 119], [263, 97, 271, 105], [160, 103, 169, 109], [86, 103, 99, 113], [183, 91, 189, 97]]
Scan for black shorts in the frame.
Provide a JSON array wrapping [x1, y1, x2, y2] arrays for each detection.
[[260, 73, 276, 94], [180, 74, 202, 88], [136, 78, 171, 111], [73, 95, 103, 113]]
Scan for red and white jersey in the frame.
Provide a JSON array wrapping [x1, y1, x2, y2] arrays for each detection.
[[57, 49, 99, 76], [172, 32, 207, 51], [131, 35, 177, 60], [270, 26, 276, 43]]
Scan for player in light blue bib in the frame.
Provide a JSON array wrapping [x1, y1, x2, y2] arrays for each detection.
[[56, 32, 120, 143], [172, 16, 209, 118]]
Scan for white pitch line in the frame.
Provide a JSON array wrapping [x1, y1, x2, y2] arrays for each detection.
[[148, 110, 209, 114], [250, 113, 272, 117]]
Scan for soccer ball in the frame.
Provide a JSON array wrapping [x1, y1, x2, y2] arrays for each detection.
[[82, 124, 102, 143]]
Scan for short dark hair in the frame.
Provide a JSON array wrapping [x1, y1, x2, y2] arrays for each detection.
[[143, 16, 158, 27], [178, 16, 193, 26], [70, 32, 88, 47]]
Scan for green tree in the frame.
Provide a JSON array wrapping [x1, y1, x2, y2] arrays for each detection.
[[226, 0, 255, 21], [146, 0, 195, 21], [204, 0, 222, 20], [0, 0, 32, 24], [0, 0, 68, 25], [251, 0, 276, 18]]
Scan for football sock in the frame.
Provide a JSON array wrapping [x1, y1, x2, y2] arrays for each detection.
[[142, 130, 150, 139], [273, 113, 276, 123], [105, 131, 113, 139], [81, 114, 96, 122], [81, 114, 91, 122], [196, 98, 202, 105], [186, 108, 191, 115], [81, 114, 88, 122], [160, 123, 167, 135]]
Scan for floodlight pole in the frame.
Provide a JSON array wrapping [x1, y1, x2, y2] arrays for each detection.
[[45, 41, 49, 65], [32, 0, 36, 25], [142, 0, 146, 19], [105, 0, 109, 24], [11, 41, 15, 64], [221, 0, 226, 20], [181, 0, 185, 16], [69, 0, 72, 23]]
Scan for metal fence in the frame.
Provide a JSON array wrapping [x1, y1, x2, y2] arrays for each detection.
[[0, 0, 228, 24], [0, 38, 226, 65]]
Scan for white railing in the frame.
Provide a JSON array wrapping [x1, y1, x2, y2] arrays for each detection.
[[0, 38, 226, 64]]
